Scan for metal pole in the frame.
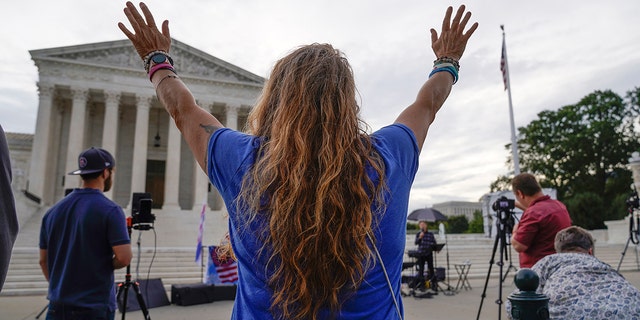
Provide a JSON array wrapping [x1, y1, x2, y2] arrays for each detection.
[[502, 25, 521, 175]]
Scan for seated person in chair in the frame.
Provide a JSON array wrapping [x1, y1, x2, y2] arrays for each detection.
[[414, 220, 438, 289], [506, 226, 640, 319]]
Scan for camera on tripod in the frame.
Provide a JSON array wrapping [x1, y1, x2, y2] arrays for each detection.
[[131, 192, 156, 230], [492, 196, 516, 234], [492, 196, 515, 212]]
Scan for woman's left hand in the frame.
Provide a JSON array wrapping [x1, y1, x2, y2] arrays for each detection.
[[118, 1, 171, 60]]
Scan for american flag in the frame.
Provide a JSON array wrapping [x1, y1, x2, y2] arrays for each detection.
[[500, 27, 509, 90], [206, 246, 238, 284]]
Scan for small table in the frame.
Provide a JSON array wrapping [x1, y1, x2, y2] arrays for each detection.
[[454, 262, 472, 291]]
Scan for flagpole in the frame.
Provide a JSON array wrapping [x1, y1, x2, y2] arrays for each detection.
[[501, 25, 521, 175]]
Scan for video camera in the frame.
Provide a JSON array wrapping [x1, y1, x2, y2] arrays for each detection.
[[131, 192, 156, 230], [492, 196, 516, 234], [492, 196, 515, 212]]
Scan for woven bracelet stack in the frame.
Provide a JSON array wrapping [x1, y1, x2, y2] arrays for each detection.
[[429, 57, 459, 84]]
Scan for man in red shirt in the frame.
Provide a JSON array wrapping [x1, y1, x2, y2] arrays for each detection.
[[510, 173, 572, 268]]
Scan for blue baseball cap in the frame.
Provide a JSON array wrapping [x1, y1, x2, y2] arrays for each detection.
[[68, 147, 115, 175]]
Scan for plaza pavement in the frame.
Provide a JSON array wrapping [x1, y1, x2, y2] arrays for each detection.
[[2, 270, 640, 320]]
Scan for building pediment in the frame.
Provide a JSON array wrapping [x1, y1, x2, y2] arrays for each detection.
[[30, 39, 264, 85]]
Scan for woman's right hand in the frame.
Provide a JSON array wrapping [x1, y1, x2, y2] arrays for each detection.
[[118, 1, 172, 60]]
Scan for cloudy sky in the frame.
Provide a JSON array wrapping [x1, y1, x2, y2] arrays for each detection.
[[2, 0, 640, 212]]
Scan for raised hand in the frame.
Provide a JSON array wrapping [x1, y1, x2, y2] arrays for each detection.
[[430, 5, 478, 61], [118, 1, 171, 60]]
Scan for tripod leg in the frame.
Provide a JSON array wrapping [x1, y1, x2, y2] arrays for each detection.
[[496, 229, 507, 320], [617, 237, 632, 272], [35, 304, 48, 319], [501, 243, 517, 283], [132, 282, 151, 320], [118, 281, 130, 320], [476, 231, 500, 320]]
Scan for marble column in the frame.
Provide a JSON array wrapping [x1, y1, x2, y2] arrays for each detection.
[[162, 116, 181, 210], [27, 83, 55, 204], [102, 91, 120, 199], [129, 95, 151, 206], [225, 104, 239, 130], [193, 159, 209, 210], [63, 88, 89, 191]]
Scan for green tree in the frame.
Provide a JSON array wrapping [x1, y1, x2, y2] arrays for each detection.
[[446, 215, 469, 234], [467, 210, 484, 233], [492, 88, 640, 228], [563, 192, 605, 229]]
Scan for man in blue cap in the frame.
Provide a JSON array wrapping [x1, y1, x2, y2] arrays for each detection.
[[39, 147, 132, 320]]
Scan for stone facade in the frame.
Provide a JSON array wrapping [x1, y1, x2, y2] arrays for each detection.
[[9, 39, 264, 246], [433, 200, 482, 222], [27, 39, 262, 209]]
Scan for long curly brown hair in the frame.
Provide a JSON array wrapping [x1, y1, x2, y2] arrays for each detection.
[[238, 43, 386, 319]]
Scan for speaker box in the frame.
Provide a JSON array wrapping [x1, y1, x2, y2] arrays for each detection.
[[171, 283, 216, 306], [435, 267, 446, 282], [171, 283, 237, 306], [212, 284, 237, 301], [116, 278, 170, 312]]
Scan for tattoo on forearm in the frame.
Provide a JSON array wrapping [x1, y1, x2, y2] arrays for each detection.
[[199, 124, 219, 170], [200, 124, 220, 134]]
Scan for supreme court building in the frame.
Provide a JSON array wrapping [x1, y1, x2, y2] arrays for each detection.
[[17, 39, 263, 245]]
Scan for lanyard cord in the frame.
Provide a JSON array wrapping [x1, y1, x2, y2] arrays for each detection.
[[367, 232, 403, 320]]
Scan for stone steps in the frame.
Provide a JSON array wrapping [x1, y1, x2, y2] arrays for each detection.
[[4, 236, 640, 296], [2, 247, 205, 296]]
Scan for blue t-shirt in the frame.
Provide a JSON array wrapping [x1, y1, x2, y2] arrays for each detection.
[[39, 188, 130, 311], [208, 124, 419, 319]]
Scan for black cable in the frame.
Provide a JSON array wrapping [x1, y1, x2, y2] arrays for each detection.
[[144, 225, 158, 302]]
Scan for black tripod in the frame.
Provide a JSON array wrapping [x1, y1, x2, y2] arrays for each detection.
[[500, 216, 518, 283], [437, 228, 456, 296], [617, 186, 640, 272], [116, 218, 151, 320], [476, 208, 514, 320], [617, 209, 640, 272]]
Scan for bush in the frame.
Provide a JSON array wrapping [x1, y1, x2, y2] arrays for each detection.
[[467, 210, 484, 233]]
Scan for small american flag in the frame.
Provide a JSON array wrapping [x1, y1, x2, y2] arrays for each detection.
[[206, 246, 238, 284]]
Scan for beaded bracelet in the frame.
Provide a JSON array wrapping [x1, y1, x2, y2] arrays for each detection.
[[429, 65, 458, 84], [433, 57, 460, 72], [142, 50, 174, 73], [148, 62, 176, 81], [433, 62, 456, 70]]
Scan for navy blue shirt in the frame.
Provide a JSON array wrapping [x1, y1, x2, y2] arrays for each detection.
[[39, 188, 130, 311], [415, 231, 437, 255]]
